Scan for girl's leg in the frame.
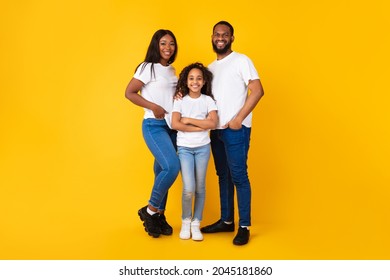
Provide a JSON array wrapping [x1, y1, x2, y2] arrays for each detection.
[[193, 144, 210, 222], [178, 146, 195, 220]]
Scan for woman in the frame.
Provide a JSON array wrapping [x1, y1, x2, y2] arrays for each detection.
[[125, 29, 180, 238]]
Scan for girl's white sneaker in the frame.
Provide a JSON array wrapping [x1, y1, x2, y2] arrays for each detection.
[[179, 218, 191, 240], [191, 220, 204, 241]]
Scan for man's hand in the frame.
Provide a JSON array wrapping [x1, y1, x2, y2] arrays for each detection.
[[223, 118, 242, 130]]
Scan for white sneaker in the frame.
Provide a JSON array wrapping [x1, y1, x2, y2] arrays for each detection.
[[191, 219, 203, 241], [179, 218, 191, 240]]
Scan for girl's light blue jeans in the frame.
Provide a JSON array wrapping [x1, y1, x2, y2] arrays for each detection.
[[142, 118, 180, 211], [178, 144, 210, 221]]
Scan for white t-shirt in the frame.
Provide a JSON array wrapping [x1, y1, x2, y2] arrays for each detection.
[[208, 51, 260, 129], [172, 94, 217, 148], [133, 62, 178, 127]]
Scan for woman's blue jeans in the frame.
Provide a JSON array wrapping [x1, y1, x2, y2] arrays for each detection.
[[142, 118, 180, 211], [210, 126, 252, 227], [178, 144, 210, 221]]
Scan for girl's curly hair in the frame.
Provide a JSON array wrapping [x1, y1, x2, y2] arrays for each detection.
[[175, 62, 214, 99]]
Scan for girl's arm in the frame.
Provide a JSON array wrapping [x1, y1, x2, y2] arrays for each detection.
[[171, 112, 204, 132], [125, 78, 166, 119], [180, 110, 218, 130]]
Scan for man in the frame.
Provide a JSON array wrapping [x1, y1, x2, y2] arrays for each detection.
[[200, 21, 264, 245]]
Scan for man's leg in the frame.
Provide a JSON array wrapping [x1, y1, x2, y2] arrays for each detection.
[[221, 126, 252, 245], [201, 130, 235, 233]]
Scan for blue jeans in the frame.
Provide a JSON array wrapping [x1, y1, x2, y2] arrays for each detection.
[[210, 126, 252, 227], [142, 118, 180, 211], [178, 144, 210, 221]]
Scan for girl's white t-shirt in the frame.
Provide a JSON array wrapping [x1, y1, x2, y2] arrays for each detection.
[[172, 94, 217, 148], [133, 62, 178, 127]]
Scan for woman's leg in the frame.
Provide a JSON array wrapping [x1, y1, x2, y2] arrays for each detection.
[[142, 119, 180, 210]]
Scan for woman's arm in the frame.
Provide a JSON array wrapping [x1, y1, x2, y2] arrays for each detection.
[[180, 110, 218, 130], [171, 112, 204, 132], [125, 78, 166, 119]]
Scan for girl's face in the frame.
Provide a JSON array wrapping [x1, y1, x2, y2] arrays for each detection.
[[159, 34, 175, 65], [187, 68, 205, 94]]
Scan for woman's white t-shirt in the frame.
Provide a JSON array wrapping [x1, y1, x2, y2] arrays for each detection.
[[172, 94, 217, 148], [133, 62, 178, 127]]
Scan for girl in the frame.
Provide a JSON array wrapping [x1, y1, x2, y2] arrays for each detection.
[[171, 62, 218, 241], [125, 29, 180, 238]]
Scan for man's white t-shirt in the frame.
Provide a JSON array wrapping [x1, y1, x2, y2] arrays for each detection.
[[208, 51, 259, 129], [133, 62, 178, 127], [172, 94, 217, 148]]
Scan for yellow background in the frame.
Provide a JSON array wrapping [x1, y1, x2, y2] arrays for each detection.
[[1, 0, 389, 259]]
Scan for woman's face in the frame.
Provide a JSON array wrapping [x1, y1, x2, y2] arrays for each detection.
[[159, 34, 175, 65]]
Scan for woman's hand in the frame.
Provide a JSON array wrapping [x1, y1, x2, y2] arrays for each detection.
[[173, 91, 183, 101], [152, 104, 167, 119]]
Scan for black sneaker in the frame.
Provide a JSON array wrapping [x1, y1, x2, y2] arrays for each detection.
[[233, 227, 250, 245], [138, 206, 161, 238], [200, 219, 235, 233], [159, 214, 173, 235]]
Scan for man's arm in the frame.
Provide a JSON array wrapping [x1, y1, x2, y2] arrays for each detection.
[[225, 79, 264, 129]]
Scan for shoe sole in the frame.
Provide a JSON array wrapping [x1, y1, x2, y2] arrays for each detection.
[[192, 237, 204, 241], [233, 240, 249, 245], [138, 209, 160, 238], [161, 230, 173, 236], [179, 235, 191, 240], [201, 228, 235, 233]]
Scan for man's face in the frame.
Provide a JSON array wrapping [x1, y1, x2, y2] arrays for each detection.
[[212, 24, 234, 55]]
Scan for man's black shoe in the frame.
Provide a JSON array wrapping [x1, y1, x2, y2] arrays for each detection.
[[200, 219, 235, 233], [159, 213, 173, 235], [233, 227, 250, 245], [138, 206, 161, 238]]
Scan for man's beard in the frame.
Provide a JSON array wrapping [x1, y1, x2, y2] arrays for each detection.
[[212, 40, 232, 55]]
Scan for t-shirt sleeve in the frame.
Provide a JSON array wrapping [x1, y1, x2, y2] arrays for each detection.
[[206, 96, 218, 113], [172, 99, 182, 113], [239, 55, 260, 86], [133, 62, 152, 84]]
